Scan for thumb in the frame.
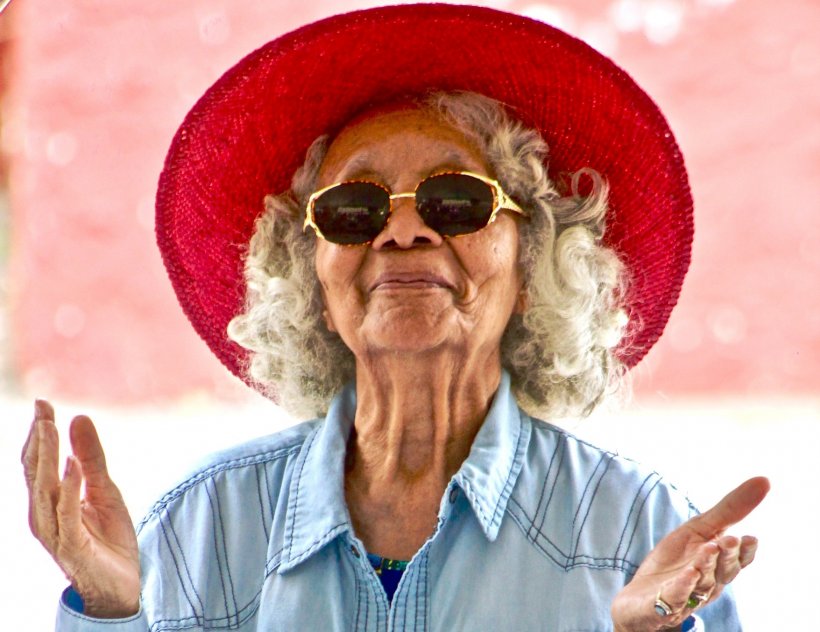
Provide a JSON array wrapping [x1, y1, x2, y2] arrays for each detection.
[[68, 415, 113, 491], [691, 476, 770, 537]]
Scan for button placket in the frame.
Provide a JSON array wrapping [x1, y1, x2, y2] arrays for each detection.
[[346, 537, 389, 628], [448, 486, 459, 504]]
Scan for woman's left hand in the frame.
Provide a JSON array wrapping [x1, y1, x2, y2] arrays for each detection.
[[611, 476, 770, 632]]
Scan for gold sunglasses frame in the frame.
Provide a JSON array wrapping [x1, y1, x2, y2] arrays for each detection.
[[303, 170, 526, 245]]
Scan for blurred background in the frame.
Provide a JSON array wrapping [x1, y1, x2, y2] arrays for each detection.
[[1, 0, 817, 629]]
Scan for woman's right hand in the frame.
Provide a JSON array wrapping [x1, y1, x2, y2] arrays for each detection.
[[22, 400, 141, 618]]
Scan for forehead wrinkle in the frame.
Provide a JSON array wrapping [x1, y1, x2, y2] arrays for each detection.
[[333, 148, 487, 184], [428, 149, 487, 175], [333, 152, 376, 181]]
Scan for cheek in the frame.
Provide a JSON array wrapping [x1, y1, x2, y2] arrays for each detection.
[[314, 243, 364, 310], [314, 242, 346, 290], [489, 242, 525, 326], [314, 244, 342, 310], [473, 226, 522, 287]]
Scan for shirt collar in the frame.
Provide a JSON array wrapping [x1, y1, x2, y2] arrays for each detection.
[[278, 384, 356, 573], [451, 370, 531, 541], [278, 370, 531, 571]]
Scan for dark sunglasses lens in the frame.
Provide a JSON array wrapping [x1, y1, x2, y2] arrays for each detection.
[[416, 174, 496, 236], [313, 182, 390, 244]]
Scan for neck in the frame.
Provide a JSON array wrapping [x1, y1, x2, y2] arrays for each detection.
[[343, 348, 501, 559], [349, 349, 501, 483]]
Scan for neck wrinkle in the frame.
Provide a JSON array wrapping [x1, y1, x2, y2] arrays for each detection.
[[349, 350, 501, 487]]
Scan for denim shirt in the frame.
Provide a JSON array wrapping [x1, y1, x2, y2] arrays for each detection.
[[56, 372, 739, 631]]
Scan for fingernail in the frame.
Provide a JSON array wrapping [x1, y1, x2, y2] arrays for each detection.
[[64, 456, 74, 478], [34, 399, 51, 421], [719, 535, 740, 551]]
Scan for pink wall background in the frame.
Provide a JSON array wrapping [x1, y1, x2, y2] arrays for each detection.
[[2, 0, 818, 404]]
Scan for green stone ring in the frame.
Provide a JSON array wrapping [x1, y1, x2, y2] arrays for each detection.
[[687, 592, 709, 609]]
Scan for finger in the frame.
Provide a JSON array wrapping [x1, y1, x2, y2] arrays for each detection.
[[55, 456, 85, 566], [689, 477, 770, 538], [21, 419, 35, 467], [739, 535, 758, 568], [35, 398, 56, 421], [22, 400, 55, 476], [35, 417, 61, 490], [655, 566, 701, 625], [22, 418, 40, 489], [715, 535, 742, 584], [685, 541, 720, 604], [69, 415, 111, 491], [692, 540, 719, 567], [32, 416, 62, 547]]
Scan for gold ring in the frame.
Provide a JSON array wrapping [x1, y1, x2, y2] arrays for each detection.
[[654, 591, 674, 617]]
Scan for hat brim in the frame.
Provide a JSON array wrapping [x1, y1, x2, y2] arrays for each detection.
[[156, 3, 693, 391]]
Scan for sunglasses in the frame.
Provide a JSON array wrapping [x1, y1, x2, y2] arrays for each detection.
[[303, 171, 526, 245]]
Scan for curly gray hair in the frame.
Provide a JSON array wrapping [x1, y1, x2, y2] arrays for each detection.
[[227, 92, 630, 420]]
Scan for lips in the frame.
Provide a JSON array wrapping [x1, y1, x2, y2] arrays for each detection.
[[369, 271, 454, 291]]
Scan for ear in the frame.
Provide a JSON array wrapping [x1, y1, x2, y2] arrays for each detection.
[[514, 288, 529, 315], [322, 308, 337, 333]]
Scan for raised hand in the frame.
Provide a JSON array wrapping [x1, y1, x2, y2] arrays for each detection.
[[22, 400, 141, 618], [611, 476, 770, 631]]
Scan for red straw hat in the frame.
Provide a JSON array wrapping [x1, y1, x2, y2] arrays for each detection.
[[156, 3, 693, 389]]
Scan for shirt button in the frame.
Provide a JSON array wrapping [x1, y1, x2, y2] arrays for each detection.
[[449, 487, 459, 504], [350, 545, 361, 558]]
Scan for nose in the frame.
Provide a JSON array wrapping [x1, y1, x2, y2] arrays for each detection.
[[370, 196, 443, 250]]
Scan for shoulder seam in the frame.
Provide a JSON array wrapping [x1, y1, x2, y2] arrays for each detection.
[[527, 415, 666, 472], [528, 417, 698, 511], [137, 443, 303, 532]]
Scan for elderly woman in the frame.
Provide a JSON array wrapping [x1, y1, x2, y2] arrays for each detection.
[[23, 5, 767, 632]]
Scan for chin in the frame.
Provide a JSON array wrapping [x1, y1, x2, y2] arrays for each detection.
[[361, 307, 457, 354]]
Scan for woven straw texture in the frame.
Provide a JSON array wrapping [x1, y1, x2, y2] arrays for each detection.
[[155, 3, 693, 393]]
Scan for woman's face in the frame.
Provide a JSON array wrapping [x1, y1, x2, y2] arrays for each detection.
[[314, 107, 525, 360]]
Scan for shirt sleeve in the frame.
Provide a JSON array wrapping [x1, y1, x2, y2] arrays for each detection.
[[56, 594, 149, 632], [696, 585, 741, 632], [683, 614, 705, 631]]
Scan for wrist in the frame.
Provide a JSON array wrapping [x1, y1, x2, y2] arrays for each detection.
[[72, 585, 140, 619], [612, 620, 691, 632], [83, 600, 141, 619]]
